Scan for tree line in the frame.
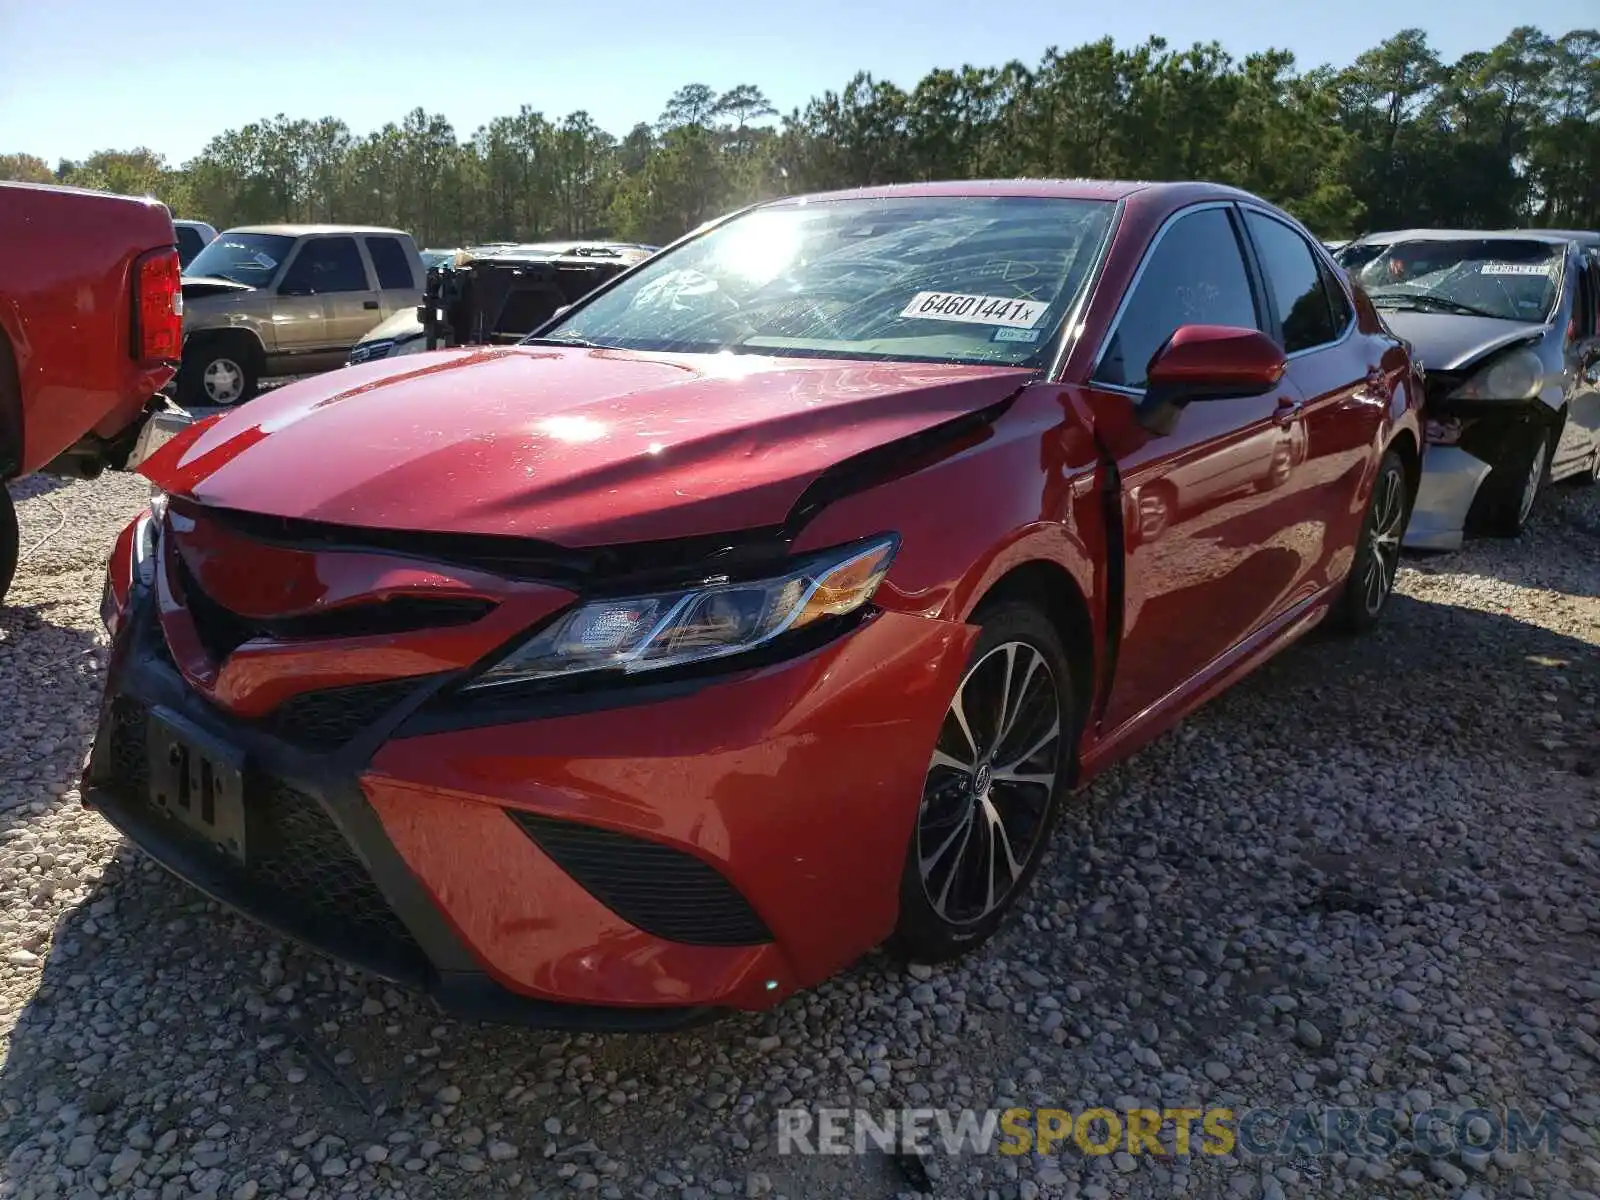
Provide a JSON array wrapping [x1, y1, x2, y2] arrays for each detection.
[[2, 26, 1595, 248]]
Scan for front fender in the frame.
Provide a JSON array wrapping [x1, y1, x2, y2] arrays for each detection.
[[184, 307, 275, 356], [788, 383, 1106, 638]]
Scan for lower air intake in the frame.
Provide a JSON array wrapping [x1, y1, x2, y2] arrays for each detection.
[[509, 812, 773, 947]]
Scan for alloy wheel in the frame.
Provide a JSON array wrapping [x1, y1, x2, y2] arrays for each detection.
[[203, 357, 245, 405], [916, 641, 1062, 926], [1361, 466, 1405, 616], [1517, 439, 1547, 527]]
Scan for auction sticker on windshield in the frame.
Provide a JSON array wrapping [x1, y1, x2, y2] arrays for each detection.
[[1480, 263, 1551, 276], [901, 292, 1048, 329]]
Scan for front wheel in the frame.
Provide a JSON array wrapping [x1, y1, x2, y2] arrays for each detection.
[[1473, 425, 1550, 537], [0, 485, 16, 603], [181, 342, 258, 408], [1330, 449, 1408, 634], [891, 602, 1075, 964]]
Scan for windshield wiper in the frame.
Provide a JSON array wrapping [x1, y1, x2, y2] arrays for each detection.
[[1370, 293, 1502, 320], [519, 335, 607, 349]]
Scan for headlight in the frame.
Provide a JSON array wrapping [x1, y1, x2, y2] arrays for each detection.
[[462, 535, 898, 692], [1448, 347, 1544, 402]]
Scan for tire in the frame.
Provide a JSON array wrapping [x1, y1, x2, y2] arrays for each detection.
[[1330, 449, 1408, 635], [891, 601, 1075, 964], [0, 485, 17, 605], [180, 340, 258, 408], [1472, 424, 1550, 538]]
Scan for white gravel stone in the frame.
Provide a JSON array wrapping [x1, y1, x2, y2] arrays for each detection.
[[0, 468, 1596, 1200]]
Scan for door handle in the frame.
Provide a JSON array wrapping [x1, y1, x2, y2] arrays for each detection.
[[363, 300, 379, 310], [1272, 398, 1302, 427]]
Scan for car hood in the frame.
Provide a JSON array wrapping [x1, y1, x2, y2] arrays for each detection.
[[358, 307, 424, 344], [181, 276, 257, 301], [143, 346, 1034, 546], [1376, 310, 1548, 372]]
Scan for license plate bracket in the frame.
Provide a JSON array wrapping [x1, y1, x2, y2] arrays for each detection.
[[146, 707, 248, 863]]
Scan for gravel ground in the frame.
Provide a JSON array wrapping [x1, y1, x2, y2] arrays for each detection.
[[0, 467, 1597, 1200]]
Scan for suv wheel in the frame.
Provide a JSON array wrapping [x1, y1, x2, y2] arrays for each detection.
[[182, 342, 258, 408]]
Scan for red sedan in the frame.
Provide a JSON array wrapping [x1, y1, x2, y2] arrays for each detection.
[[86, 181, 1422, 1028]]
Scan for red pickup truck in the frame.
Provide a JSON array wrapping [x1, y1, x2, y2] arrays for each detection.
[[1, 182, 185, 601]]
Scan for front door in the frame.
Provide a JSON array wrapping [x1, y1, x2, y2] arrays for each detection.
[[1087, 203, 1311, 735], [274, 236, 379, 364]]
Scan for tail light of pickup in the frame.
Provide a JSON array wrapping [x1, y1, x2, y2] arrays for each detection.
[[133, 247, 183, 364]]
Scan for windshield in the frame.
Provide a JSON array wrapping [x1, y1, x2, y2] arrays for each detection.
[[537, 195, 1116, 366], [1357, 238, 1563, 322], [184, 232, 296, 286]]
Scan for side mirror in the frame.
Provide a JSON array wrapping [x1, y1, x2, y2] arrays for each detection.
[[1138, 325, 1287, 434], [550, 304, 571, 320]]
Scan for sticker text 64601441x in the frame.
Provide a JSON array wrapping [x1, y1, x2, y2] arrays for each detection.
[[900, 292, 1049, 330], [1479, 263, 1552, 276]]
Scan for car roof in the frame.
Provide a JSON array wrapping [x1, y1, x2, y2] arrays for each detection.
[[1349, 228, 1577, 247], [1494, 228, 1600, 246], [760, 179, 1257, 206], [225, 224, 410, 237], [172, 219, 214, 230]]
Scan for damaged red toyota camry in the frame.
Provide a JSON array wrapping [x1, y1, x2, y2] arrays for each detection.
[[87, 181, 1423, 1028]]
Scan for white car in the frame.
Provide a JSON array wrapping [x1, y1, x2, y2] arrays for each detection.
[[173, 219, 218, 269]]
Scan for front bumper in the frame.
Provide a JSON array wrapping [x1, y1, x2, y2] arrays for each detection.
[[84, 579, 970, 1025], [1403, 445, 1494, 551]]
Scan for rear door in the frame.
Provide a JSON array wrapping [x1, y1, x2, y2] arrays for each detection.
[[1240, 207, 1388, 594], [364, 235, 422, 320], [1084, 202, 1308, 735]]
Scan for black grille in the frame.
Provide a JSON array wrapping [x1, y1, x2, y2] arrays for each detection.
[[172, 551, 494, 666], [104, 699, 428, 973], [267, 676, 435, 752], [510, 812, 772, 946], [176, 555, 253, 662]]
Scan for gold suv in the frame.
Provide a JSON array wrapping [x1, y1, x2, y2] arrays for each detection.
[[179, 225, 424, 406]]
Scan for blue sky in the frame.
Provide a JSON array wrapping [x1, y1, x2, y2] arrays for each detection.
[[1, 0, 1590, 166]]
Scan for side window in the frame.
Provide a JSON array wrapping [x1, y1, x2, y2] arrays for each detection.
[[365, 237, 416, 290], [1096, 207, 1258, 390], [1319, 259, 1354, 331], [1590, 261, 1600, 337], [279, 237, 369, 294], [1245, 211, 1338, 353], [1573, 259, 1596, 340]]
